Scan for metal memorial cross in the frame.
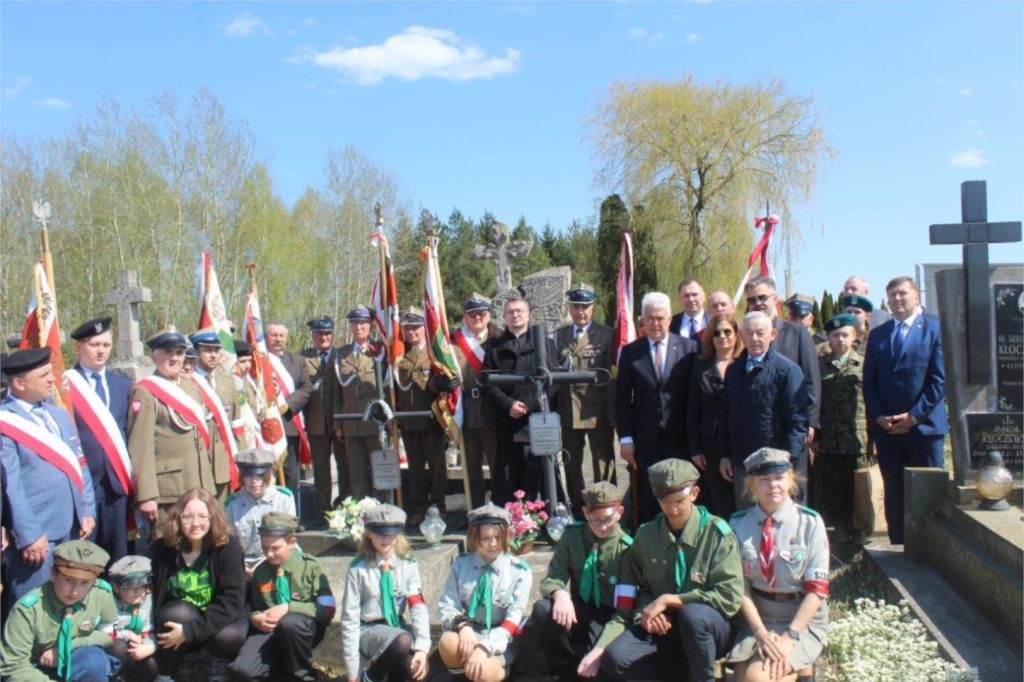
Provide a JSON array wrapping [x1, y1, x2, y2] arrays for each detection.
[[103, 270, 153, 360], [929, 180, 1022, 384], [472, 220, 533, 294]]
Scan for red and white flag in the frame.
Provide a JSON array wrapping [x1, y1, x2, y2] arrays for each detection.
[[731, 212, 779, 306], [20, 262, 71, 412], [198, 251, 236, 366], [267, 352, 313, 467], [242, 282, 287, 457], [612, 233, 637, 375], [421, 239, 462, 430], [370, 232, 405, 367], [613, 583, 638, 611]]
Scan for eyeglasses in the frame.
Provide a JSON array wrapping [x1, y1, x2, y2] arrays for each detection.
[[466, 311, 489, 318], [504, 308, 528, 316], [180, 513, 211, 523], [745, 294, 772, 306], [712, 329, 734, 338], [587, 513, 620, 528]]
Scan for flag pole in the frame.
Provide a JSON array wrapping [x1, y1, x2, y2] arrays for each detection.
[[246, 262, 286, 486], [374, 203, 403, 508]]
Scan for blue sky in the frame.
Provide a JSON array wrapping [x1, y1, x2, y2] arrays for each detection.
[[2, 1, 1021, 305]]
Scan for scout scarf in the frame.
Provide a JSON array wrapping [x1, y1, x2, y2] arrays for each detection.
[[126, 605, 144, 634], [274, 567, 291, 606], [134, 376, 211, 449], [467, 565, 493, 628], [453, 327, 485, 372], [379, 562, 400, 627], [580, 542, 602, 608], [57, 604, 82, 681], [0, 410, 84, 492], [65, 369, 134, 495], [673, 506, 711, 592], [760, 516, 776, 589], [190, 374, 240, 489]]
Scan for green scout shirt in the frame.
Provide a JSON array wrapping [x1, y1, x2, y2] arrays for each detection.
[[168, 551, 213, 610], [595, 507, 743, 649], [816, 350, 868, 456], [539, 522, 632, 608], [1, 581, 119, 682], [251, 548, 335, 624]]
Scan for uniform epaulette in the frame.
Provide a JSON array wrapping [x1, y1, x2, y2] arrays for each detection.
[[225, 493, 237, 506], [277, 486, 293, 497], [797, 505, 820, 518], [620, 534, 634, 546], [95, 578, 113, 593], [511, 557, 529, 571], [349, 556, 365, 568], [712, 518, 732, 536], [730, 509, 749, 519], [18, 591, 40, 608]]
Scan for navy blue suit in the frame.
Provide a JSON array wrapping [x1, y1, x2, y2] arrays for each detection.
[[863, 311, 948, 542], [72, 364, 134, 562]]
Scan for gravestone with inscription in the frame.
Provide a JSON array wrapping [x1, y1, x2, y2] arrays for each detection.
[[103, 269, 154, 379]]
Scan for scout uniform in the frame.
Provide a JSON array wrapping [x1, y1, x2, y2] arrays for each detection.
[[190, 329, 243, 500], [300, 315, 350, 517], [395, 307, 450, 524], [437, 504, 533, 671], [727, 448, 829, 672], [534, 482, 632, 673], [814, 314, 870, 539], [225, 448, 296, 571], [103, 555, 157, 682], [554, 284, 617, 514], [1, 540, 119, 682], [340, 505, 431, 680], [599, 460, 743, 682], [127, 328, 215, 518], [231, 512, 336, 682], [336, 306, 383, 499]]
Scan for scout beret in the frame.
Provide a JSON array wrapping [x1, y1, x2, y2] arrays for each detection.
[[53, 540, 109, 579], [824, 314, 858, 334], [70, 317, 112, 341], [147, 327, 188, 351], [346, 306, 373, 322], [463, 294, 491, 314], [235, 447, 277, 475], [468, 502, 510, 526], [234, 340, 253, 357], [784, 294, 814, 317], [839, 293, 874, 313], [363, 503, 407, 536], [260, 511, 300, 536], [2, 347, 52, 376], [567, 283, 597, 305], [581, 481, 624, 509], [400, 306, 425, 326], [108, 555, 152, 587], [307, 315, 335, 332], [743, 447, 793, 477], [189, 328, 221, 348], [648, 458, 700, 499]]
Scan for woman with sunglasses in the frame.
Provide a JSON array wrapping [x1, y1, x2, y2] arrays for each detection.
[[686, 313, 744, 517]]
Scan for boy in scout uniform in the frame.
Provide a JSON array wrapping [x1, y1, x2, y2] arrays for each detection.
[[191, 328, 244, 501], [1, 539, 120, 682], [104, 555, 157, 682], [336, 306, 382, 499], [533, 482, 632, 679], [555, 284, 617, 516], [225, 448, 297, 576], [597, 459, 743, 682], [231, 512, 335, 682]]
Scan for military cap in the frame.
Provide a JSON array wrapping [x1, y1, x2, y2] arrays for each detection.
[[463, 294, 491, 314], [468, 502, 510, 526], [648, 458, 700, 499], [400, 306, 426, 326], [824, 313, 858, 334], [235, 447, 277, 475], [189, 328, 221, 348], [147, 326, 188, 351], [2, 347, 52, 376], [346, 306, 373, 322], [234, 340, 253, 357], [581, 481, 624, 510], [307, 315, 335, 332], [70, 316, 113, 341], [53, 539, 109, 580], [184, 340, 198, 359], [567, 283, 597, 305], [363, 503, 407, 536], [743, 447, 793, 477], [839, 293, 874, 313], [108, 554, 152, 588], [784, 293, 815, 318], [259, 511, 300, 536]]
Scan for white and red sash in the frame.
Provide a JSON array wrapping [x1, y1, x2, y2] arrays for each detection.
[[65, 369, 135, 496], [453, 327, 485, 373], [0, 410, 84, 492], [134, 376, 211, 450], [267, 352, 312, 466], [190, 374, 240, 489]]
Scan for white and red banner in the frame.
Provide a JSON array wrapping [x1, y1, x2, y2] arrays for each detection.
[[0, 410, 84, 492], [134, 376, 211, 450], [612, 232, 636, 373], [20, 263, 70, 411], [731, 212, 779, 306], [453, 327, 485, 373], [421, 239, 461, 427], [191, 374, 240, 489], [370, 231, 405, 367], [267, 352, 313, 466], [198, 251, 236, 366], [242, 282, 287, 457], [65, 369, 134, 496]]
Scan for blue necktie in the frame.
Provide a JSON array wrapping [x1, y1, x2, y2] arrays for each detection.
[[688, 318, 698, 340], [892, 322, 906, 359], [746, 357, 762, 374], [91, 372, 107, 406], [32, 404, 59, 435]]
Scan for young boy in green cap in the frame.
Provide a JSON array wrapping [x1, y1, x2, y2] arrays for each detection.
[[104, 555, 157, 682], [1, 539, 120, 682]]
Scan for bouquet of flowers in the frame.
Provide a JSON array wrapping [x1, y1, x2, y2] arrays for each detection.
[[325, 496, 380, 541], [504, 490, 548, 551]]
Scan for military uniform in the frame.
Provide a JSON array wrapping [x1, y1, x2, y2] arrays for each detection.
[[336, 309, 382, 500], [190, 329, 243, 501], [599, 460, 743, 682], [1, 540, 120, 682]]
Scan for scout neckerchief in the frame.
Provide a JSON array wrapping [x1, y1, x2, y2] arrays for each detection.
[[760, 514, 776, 589], [580, 537, 602, 608], [379, 561, 400, 627], [672, 506, 711, 592], [57, 602, 84, 681], [126, 605, 144, 634], [467, 563, 493, 628], [275, 567, 290, 605]]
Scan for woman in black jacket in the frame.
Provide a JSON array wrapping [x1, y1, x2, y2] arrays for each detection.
[[149, 487, 248, 681], [686, 313, 744, 517]]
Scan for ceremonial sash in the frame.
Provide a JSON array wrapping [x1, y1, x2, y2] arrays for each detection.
[[0, 410, 84, 492], [134, 376, 211, 450], [453, 328, 485, 373], [267, 352, 312, 466], [65, 370, 135, 496], [190, 375, 240, 489]]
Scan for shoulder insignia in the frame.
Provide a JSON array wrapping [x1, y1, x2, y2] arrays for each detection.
[[512, 557, 529, 571], [713, 518, 732, 536], [95, 578, 113, 593], [19, 592, 40, 608], [798, 505, 820, 518], [225, 493, 237, 506], [277, 486, 293, 497], [730, 509, 749, 519], [349, 556, 365, 568], [620, 535, 634, 546]]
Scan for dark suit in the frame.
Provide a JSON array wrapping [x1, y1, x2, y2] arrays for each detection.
[[273, 349, 315, 499], [72, 365, 133, 562], [863, 311, 948, 543], [669, 311, 710, 351], [615, 333, 698, 522], [301, 347, 349, 513]]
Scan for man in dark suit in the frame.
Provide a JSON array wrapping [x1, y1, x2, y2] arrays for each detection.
[[616, 292, 699, 523], [266, 322, 315, 514], [863, 276, 949, 544], [69, 316, 133, 562], [669, 279, 710, 349]]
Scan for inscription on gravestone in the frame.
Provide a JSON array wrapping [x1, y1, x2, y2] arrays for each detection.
[[994, 283, 1024, 412], [966, 412, 1023, 472]]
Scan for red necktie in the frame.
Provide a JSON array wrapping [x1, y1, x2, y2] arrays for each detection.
[[759, 516, 776, 589]]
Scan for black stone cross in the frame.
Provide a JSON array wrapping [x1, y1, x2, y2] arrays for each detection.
[[929, 180, 1022, 384]]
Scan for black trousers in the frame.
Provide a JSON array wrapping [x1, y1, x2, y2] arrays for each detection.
[[230, 612, 325, 682], [154, 601, 248, 675], [107, 639, 158, 682], [531, 595, 616, 672], [89, 474, 130, 563], [600, 603, 736, 682], [634, 430, 682, 525]]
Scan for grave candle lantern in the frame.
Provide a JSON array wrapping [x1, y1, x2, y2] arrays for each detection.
[[976, 451, 1013, 511]]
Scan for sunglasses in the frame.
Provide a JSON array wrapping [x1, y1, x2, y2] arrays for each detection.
[[712, 328, 734, 338], [745, 294, 772, 306]]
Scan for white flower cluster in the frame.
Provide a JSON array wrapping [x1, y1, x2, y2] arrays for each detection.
[[325, 496, 381, 540], [826, 599, 980, 682]]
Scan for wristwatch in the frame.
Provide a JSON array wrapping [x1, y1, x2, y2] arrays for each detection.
[[786, 627, 802, 641]]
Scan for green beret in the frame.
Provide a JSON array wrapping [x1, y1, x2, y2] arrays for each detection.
[[467, 502, 510, 526], [839, 294, 874, 313], [581, 481, 624, 509], [53, 540, 109, 578], [824, 314, 858, 333], [743, 447, 793, 477], [259, 511, 299, 536], [363, 503, 407, 536], [648, 458, 700, 499]]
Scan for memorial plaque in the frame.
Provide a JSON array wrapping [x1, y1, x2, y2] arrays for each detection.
[[529, 411, 563, 456], [994, 283, 1023, 412], [966, 412, 1023, 473], [370, 448, 402, 490]]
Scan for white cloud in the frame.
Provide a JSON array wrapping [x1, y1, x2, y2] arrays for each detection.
[[629, 27, 664, 43], [36, 97, 70, 109], [301, 17, 317, 27], [685, 32, 701, 42], [222, 12, 272, 38], [297, 26, 520, 86], [949, 147, 989, 168], [500, 4, 535, 15], [958, 87, 972, 96], [4, 76, 30, 98]]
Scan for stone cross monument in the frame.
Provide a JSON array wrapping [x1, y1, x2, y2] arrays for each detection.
[[473, 221, 533, 295], [104, 269, 153, 378]]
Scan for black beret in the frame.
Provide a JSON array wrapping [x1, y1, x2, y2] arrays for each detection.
[[2, 348, 52, 376], [234, 340, 252, 357], [70, 317, 112, 341]]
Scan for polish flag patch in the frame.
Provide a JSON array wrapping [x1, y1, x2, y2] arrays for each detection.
[[613, 584, 638, 610], [131, 400, 142, 414]]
